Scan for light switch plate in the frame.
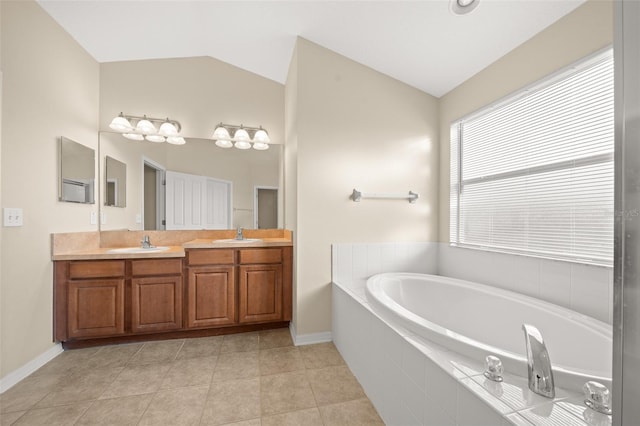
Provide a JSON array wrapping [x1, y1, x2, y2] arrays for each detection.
[[90, 211, 97, 225], [135, 213, 142, 224], [3, 208, 23, 227]]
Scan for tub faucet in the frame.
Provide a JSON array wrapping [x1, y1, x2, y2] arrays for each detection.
[[141, 235, 152, 248], [522, 324, 555, 398], [236, 227, 244, 240]]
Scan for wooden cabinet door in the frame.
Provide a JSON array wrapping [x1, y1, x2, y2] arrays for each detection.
[[131, 276, 183, 333], [238, 264, 282, 323], [67, 279, 125, 338], [187, 266, 236, 328]]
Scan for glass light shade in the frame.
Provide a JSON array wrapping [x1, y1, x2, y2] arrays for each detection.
[[109, 115, 133, 132], [252, 142, 269, 150], [213, 126, 231, 140], [234, 140, 251, 150], [233, 128, 250, 142], [215, 139, 233, 148], [167, 136, 186, 145], [253, 128, 270, 144], [123, 133, 144, 141], [145, 134, 166, 143], [136, 118, 157, 134], [159, 121, 178, 137]]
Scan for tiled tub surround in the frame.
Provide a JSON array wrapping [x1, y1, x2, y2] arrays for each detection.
[[332, 242, 613, 426]]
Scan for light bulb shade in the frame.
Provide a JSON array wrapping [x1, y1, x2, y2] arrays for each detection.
[[109, 115, 133, 132], [215, 139, 233, 148], [123, 133, 144, 141], [234, 140, 251, 150], [233, 128, 250, 142], [136, 118, 157, 134], [167, 136, 186, 145], [252, 142, 269, 150], [159, 121, 178, 137], [145, 134, 166, 143], [253, 128, 270, 144], [213, 126, 231, 140]]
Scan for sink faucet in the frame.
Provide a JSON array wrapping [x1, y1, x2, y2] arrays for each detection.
[[522, 324, 555, 398], [141, 235, 152, 248], [236, 227, 244, 240]]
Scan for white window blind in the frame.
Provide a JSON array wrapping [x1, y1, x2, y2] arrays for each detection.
[[450, 49, 614, 266]]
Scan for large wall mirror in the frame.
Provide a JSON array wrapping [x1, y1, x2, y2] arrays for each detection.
[[98, 132, 283, 231], [59, 136, 95, 204]]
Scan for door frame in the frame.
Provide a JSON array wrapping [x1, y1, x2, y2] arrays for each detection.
[[142, 157, 166, 231], [254, 186, 279, 229]]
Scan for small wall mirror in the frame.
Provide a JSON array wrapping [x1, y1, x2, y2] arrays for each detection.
[[58, 137, 95, 204], [105, 156, 126, 207]]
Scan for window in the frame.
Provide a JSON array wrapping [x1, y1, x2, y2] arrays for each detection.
[[450, 49, 614, 266]]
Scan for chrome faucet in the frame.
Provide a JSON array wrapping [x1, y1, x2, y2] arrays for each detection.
[[235, 227, 244, 240], [141, 235, 152, 248], [522, 324, 555, 398]]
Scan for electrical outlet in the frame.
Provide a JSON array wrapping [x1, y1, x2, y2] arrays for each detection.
[[90, 211, 97, 225], [135, 213, 142, 224], [3, 208, 23, 227]]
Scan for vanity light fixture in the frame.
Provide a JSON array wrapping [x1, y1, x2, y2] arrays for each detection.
[[212, 123, 271, 150], [109, 113, 185, 145]]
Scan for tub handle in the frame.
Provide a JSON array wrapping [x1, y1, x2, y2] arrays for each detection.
[[583, 381, 612, 415], [483, 355, 504, 382]]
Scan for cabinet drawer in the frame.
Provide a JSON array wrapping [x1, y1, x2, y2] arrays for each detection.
[[69, 261, 125, 279], [131, 259, 182, 276], [187, 249, 234, 266], [239, 249, 282, 264]]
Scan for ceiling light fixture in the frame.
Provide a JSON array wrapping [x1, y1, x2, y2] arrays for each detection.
[[450, 0, 479, 15], [109, 113, 184, 145], [212, 123, 271, 150]]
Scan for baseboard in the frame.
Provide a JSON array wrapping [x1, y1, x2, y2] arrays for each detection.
[[0, 344, 63, 394], [289, 322, 333, 346]]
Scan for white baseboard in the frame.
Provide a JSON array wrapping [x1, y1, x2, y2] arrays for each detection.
[[289, 322, 332, 346], [0, 344, 63, 394]]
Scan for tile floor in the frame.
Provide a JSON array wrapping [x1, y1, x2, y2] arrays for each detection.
[[0, 329, 384, 425]]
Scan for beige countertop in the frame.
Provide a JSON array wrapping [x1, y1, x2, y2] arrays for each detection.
[[52, 237, 292, 260]]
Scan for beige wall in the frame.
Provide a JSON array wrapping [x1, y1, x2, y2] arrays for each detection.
[[0, 0, 99, 377], [287, 39, 439, 335], [438, 0, 613, 241]]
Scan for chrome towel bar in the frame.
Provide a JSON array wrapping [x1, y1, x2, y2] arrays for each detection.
[[351, 189, 419, 203]]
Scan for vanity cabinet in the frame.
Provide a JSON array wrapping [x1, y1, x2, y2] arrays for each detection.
[[131, 259, 183, 333], [54, 244, 292, 346], [58, 261, 126, 340]]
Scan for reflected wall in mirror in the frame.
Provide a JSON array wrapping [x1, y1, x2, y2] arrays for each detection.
[[59, 137, 95, 204], [105, 156, 126, 207], [98, 132, 283, 231]]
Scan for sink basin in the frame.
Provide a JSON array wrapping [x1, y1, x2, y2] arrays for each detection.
[[214, 238, 263, 243], [107, 246, 170, 254]]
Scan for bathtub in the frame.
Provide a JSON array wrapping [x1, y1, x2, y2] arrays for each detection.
[[365, 272, 612, 392]]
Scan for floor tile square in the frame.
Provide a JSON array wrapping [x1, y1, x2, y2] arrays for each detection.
[[161, 356, 217, 389], [0, 374, 66, 413], [175, 336, 223, 360], [201, 378, 260, 425], [299, 342, 346, 369], [260, 371, 316, 416], [76, 343, 143, 371], [213, 351, 259, 382], [0, 411, 26, 425], [261, 407, 323, 426], [13, 402, 91, 426], [128, 340, 184, 365], [259, 346, 304, 375], [75, 394, 153, 425], [259, 328, 293, 350], [31, 348, 100, 377], [220, 332, 259, 354], [35, 367, 124, 407], [319, 398, 385, 425], [100, 363, 171, 399], [306, 365, 365, 406], [138, 386, 209, 426]]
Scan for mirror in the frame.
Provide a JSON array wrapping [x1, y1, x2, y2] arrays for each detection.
[[59, 137, 95, 204], [105, 156, 127, 207], [98, 132, 282, 231]]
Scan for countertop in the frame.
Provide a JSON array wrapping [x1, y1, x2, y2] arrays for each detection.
[[52, 238, 292, 260]]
